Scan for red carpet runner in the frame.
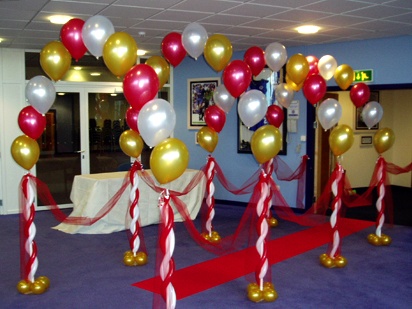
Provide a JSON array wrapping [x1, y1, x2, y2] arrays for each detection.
[[133, 218, 374, 299]]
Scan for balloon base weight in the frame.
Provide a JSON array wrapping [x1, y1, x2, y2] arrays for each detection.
[[319, 253, 347, 268], [17, 276, 50, 295], [367, 233, 392, 246], [247, 282, 278, 303], [267, 217, 279, 228], [201, 231, 221, 243], [123, 250, 148, 266]]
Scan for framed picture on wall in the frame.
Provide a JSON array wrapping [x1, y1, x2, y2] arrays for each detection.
[[187, 78, 220, 129], [355, 91, 380, 131]]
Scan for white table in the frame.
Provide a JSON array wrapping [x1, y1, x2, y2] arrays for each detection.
[[53, 169, 205, 234]]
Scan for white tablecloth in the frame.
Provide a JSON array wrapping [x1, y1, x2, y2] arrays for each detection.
[[53, 169, 205, 234]]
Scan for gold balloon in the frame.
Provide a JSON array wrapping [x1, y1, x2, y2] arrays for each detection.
[[135, 251, 148, 265], [40, 41, 72, 81], [103, 32, 138, 77], [204, 34, 233, 72], [119, 130, 144, 158], [334, 64, 354, 90], [11, 135, 40, 170], [373, 127, 395, 154], [286, 74, 303, 91], [197, 126, 219, 153], [145, 56, 170, 89], [251, 125, 282, 164], [329, 124, 354, 156], [150, 138, 189, 184], [286, 53, 309, 85], [17, 280, 31, 294]]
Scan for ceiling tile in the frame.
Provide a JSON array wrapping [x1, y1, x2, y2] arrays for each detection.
[[301, 0, 372, 14], [222, 3, 289, 18], [171, 0, 241, 13]]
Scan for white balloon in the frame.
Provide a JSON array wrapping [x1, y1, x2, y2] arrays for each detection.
[[361, 101, 383, 129], [264, 42, 287, 72], [318, 55, 337, 81], [213, 84, 235, 113], [181, 22, 208, 60], [238, 90, 268, 128], [82, 15, 115, 58], [138, 99, 176, 147], [317, 98, 342, 130], [25, 75, 56, 114], [275, 83, 294, 108]]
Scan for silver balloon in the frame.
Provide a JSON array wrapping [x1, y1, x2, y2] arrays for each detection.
[[137, 98, 176, 147], [318, 55, 337, 81], [82, 15, 115, 58], [361, 101, 383, 129], [213, 84, 235, 113], [238, 89, 268, 128], [25, 75, 56, 114], [181, 22, 208, 60], [317, 98, 342, 130], [264, 42, 287, 72], [275, 83, 294, 108]]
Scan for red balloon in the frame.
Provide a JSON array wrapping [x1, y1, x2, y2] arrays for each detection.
[[123, 64, 160, 111], [244, 46, 266, 77], [161, 32, 187, 67], [266, 105, 284, 128], [125, 107, 139, 133], [222, 60, 252, 98], [205, 105, 226, 133], [303, 74, 327, 105], [18, 106, 46, 139], [60, 18, 87, 61], [350, 83, 370, 107], [306, 55, 319, 76]]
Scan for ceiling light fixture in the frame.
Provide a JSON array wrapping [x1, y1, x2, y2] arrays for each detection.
[[90, 72, 102, 76], [49, 15, 73, 25], [137, 49, 148, 56], [296, 25, 321, 34]]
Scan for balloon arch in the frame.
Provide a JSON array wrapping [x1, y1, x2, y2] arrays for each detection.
[[12, 16, 406, 307]]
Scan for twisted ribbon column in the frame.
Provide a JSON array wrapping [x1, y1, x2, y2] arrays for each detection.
[[263, 159, 278, 228], [202, 155, 220, 242], [159, 189, 176, 309], [124, 161, 148, 266], [17, 174, 50, 294], [320, 163, 347, 268], [247, 171, 277, 303], [367, 156, 392, 246]]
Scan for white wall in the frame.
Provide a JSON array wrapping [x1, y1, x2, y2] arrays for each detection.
[[0, 49, 27, 214]]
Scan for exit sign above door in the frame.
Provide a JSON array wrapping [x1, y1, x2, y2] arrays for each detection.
[[354, 69, 373, 82]]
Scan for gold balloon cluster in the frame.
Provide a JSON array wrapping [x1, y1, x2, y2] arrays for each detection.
[[247, 282, 278, 303], [201, 231, 221, 243], [319, 253, 347, 268], [367, 233, 392, 246], [123, 250, 148, 266], [17, 276, 50, 295]]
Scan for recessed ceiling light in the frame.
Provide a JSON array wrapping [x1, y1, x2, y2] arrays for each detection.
[[137, 49, 148, 56], [296, 25, 321, 34], [57, 92, 65, 96], [73, 66, 82, 71], [49, 15, 73, 25], [90, 72, 102, 76]]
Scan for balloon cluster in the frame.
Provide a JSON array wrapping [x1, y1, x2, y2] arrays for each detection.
[[17, 276, 50, 295]]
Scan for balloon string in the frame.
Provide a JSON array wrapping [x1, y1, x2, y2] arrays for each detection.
[[329, 164, 343, 258], [375, 156, 385, 237], [255, 171, 269, 290], [158, 189, 176, 309], [205, 156, 216, 236]]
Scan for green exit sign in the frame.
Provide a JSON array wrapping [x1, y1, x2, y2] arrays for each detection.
[[354, 69, 373, 82]]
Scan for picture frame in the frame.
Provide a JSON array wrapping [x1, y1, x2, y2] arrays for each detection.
[[187, 77, 220, 129], [355, 91, 380, 131]]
